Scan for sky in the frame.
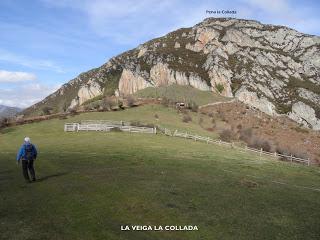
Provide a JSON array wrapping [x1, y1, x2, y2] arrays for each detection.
[[0, 0, 319, 108]]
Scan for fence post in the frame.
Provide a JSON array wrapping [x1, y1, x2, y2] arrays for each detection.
[[290, 155, 293, 163], [260, 148, 262, 157], [274, 152, 277, 158], [154, 127, 157, 134], [207, 137, 209, 144], [219, 140, 221, 145], [307, 158, 310, 166], [245, 145, 247, 151]]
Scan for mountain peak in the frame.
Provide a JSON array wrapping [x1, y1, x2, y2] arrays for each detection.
[[23, 18, 320, 130]]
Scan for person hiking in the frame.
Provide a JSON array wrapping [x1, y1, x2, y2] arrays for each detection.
[[16, 137, 38, 183]]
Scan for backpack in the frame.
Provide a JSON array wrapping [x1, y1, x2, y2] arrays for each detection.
[[24, 144, 34, 160]]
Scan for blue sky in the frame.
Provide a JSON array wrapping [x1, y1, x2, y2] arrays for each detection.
[[0, 0, 319, 108]]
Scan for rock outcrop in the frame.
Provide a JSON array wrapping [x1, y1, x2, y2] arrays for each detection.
[[23, 18, 320, 130]]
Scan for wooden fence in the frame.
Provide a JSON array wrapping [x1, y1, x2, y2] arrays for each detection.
[[64, 120, 310, 166], [80, 120, 130, 126], [64, 122, 156, 134], [169, 129, 310, 166]]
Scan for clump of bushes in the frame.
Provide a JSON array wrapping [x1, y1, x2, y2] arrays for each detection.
[[0, 118, 10, 129], [215, 83, 224, 93], [198, 117, 203, 125], [42, 106, 53, 115], [59, 114, 68, 120], [293, 126, 309, 133], [219, 129, 234, 142], [276, 145, 309, 159], [161, 97, 170, 107], [239, 128, 253, 142], [182, 114, 192, 123], [101, 97, 115, 111], [68, 108, 78, 117], [240, 127, 272, 152], [248, 138, 272, 152], [126, 96, 136, 107], [188, 101, 198, 112]]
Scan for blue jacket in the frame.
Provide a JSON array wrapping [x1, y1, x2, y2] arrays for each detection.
[[16, 143, 38, 162]]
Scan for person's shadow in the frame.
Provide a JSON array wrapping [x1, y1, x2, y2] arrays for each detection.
[[36, 172, 69, 182]]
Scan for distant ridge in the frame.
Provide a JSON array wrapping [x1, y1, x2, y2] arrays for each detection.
[[0, 105, 22, 118]]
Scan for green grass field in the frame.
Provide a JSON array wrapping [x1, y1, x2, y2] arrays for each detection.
[[134, 84, 229, 106], [0, 105, 320, 240]]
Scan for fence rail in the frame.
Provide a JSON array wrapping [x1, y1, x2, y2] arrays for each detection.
[[64, 122, 156, 134], [80, 120, 130, 126], [171, 129, 310, 166]]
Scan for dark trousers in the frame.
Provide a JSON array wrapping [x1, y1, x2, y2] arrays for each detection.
[[22, 159, 36, 181]]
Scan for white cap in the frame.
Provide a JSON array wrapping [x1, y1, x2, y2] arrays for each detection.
[[24, 137, 31, 143]]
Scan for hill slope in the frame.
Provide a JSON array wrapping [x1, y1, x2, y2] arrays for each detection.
[[1, 107, 320, 239], [23, 18, 320, 129], [0, 105, 21, 118]]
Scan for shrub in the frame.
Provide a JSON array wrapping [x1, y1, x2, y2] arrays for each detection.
[[0, 118, 9, 128], [182, 114, 192, 123], [101, 97, 115, 111], [161, 97, 170, 107], [68, 108, 78, 116], [276, 145, 308, 159], [215, 83, 224, 93], [239, 128, 253, 142], [42, 106, 53, 115], [126, 96, 136, 107], [198, 117, 203, 125], [117, 100, 124, 109], [59, 114, 68, 120], [248, 138, 271, 152], [293, 126, 309, 133], [188, 101, 198, 112], [219, 129, 233, 142]]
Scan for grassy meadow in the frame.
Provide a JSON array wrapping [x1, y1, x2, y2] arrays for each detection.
[[134, 84, 230, 106], [0, 105, 320, 240]]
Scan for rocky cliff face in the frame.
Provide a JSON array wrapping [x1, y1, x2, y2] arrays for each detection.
[[23, 18, 320, 130]]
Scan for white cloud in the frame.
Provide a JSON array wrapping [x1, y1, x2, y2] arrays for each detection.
[[0, 82, 61, 108], [0, 49, 64, 73], [0, 70, 37, 83]]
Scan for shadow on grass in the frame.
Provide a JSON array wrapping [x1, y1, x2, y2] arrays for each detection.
[[37, 172, 69, 182]]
